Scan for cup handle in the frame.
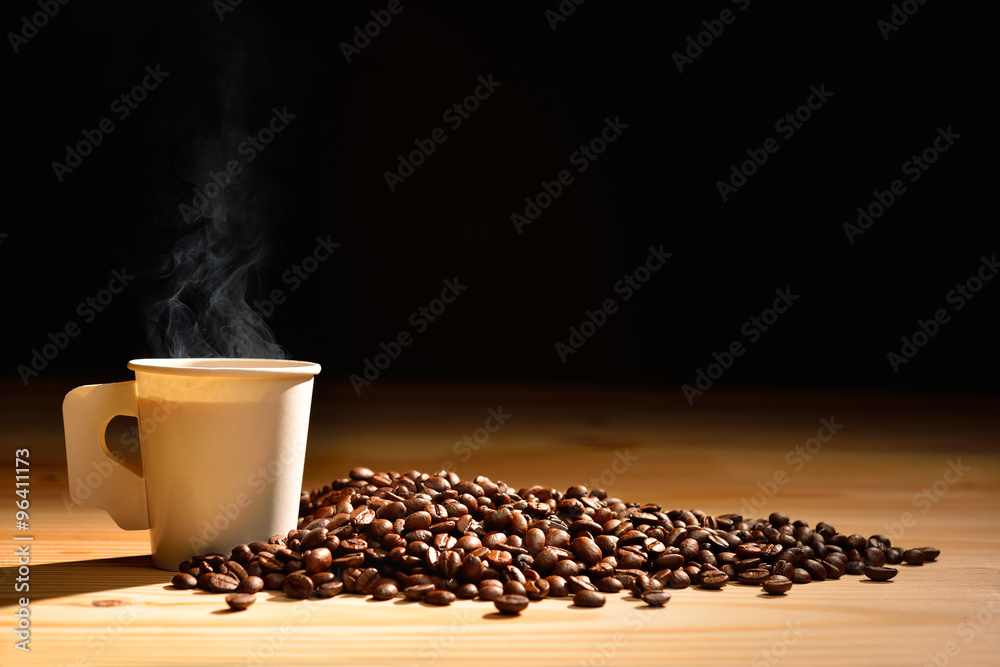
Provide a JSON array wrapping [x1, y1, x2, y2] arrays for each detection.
[[62, 381, 150, 530]]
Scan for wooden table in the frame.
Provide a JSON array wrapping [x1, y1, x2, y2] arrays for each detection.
[[2, 380, 998, 666]]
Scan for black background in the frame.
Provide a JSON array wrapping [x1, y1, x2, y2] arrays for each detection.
[[1, 0, 993, 396]]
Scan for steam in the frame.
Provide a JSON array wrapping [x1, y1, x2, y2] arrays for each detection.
[[144, 14, 287, 360]]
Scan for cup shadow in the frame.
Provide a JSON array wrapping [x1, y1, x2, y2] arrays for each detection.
[[0, 555, 171, 606]]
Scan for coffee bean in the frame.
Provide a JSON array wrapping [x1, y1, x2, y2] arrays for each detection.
[[642, 590, 671, 607], [736, 568, 770, 585], [503, 580, 526, 597], [494, 594, 530, 615], [863, 566, 898, 582], [762, 575, 792, 595], [545, 575, 570, 598], [596, 576, 623, 593], [845, 561, 866, 576], [180, 469, 944, 617], [283, 573, 315, 599], [236, 576, 264, 594], [918, 547, 941, 562], [356, 568, 380, 594], [404, 584, 436, 601], [569, 575, 598, 594], [862, 548, 886, 568], [573, 590, 606, 607], [571, 537, 602, 566], [791, 568, 811, 584], [803, 559, 827, 581], [305, 547, 332, 574], [424, 590, 456, 606], [667, 570, 690, 589], [477, 582, 504, 601], [225, 593, 256, 611], [525, 578, 551, 600], [204, 573, 239, 593], [455, 583, 479, 599], [372, 582, 399, 600]]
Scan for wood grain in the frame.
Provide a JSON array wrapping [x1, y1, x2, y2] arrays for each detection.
[[2, 381, 998, 666]]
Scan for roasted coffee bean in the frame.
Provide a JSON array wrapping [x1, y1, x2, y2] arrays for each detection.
[[455, 583, 479, 599], [355, 568, 380, 594], [845, 561, 866, 576], [316, 580, 344, 598], [184, 469, 944, 613], [236, 576, 264, 594], [424, 590, 456, 606], [225, 593, 256, 611], [545, 575, 570, 598], [372, 582, 399, 600], [204, 573, 239, 593], [596, 576, 623, 593], [171, 573, 198, 590], [283, 573, 315, 599], [699, 570, 729, 590], [791, 568, 811, 584], [573, 590, 606, 607], [642, 590, 671, 607], [918, 547, 940, 562], [736, 568, 770, 585], [569, 575, 598, 594], [494, 594, 530, 615], [525, 579, 550, 600], [803, 559, 827, 581], [503, 580, 527, 597], [862, 547, 886, 568], [305, 547, 332, 574], [477, 581, 504, 601], [404, 583, 436, 601], [864, 566, 898, 581], [667, 570, 691, 589], [571, 537, 603, 566], [762, 575, 792, 595]]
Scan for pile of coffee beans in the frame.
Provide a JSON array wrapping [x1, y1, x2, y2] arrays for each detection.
[[170, 468, 941, 613]]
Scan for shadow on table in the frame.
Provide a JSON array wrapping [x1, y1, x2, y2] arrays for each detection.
[[0, 555, 171, 605]]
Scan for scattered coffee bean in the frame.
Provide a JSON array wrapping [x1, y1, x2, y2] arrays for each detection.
[[762, 575, 792, 595], [845, 561, 866, 576], [372, 582, 398, 600], [424, 590, 456, 606], [864, 566, 898, 582], [225, 593, 256, 611], [700, 570, 729, 590], [642, 590, 671, 607], [236, 576, 264, 594], [204, 573, 239, 593], [171, 468, 942, 616], [404, 584, 436, 601], [919, 547, 940, 562], [283, 573, 314, 599], [573, 590, 606, 607], [494, 594, 530, 615]]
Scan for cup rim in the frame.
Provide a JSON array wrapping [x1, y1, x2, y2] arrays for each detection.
[[127, 358, 321, 377]]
